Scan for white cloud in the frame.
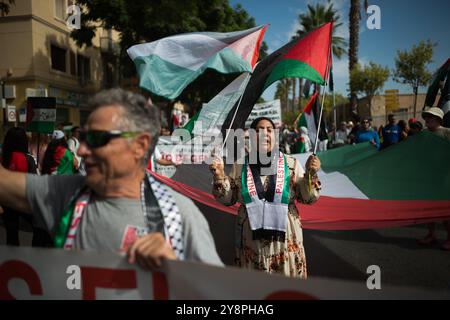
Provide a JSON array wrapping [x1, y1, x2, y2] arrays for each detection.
[[286, 19, 301, 42]]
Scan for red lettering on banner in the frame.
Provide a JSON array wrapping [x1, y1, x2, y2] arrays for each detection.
[[265, 290, 318, 300], [0, 260, 43, 300], [152, 272, 169, 300], [80, 267, 137, 300]]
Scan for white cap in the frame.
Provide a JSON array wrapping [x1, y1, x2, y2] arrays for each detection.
[[52, 130, 65, 140]]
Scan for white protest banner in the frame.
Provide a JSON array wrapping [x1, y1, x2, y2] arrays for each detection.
[[1, 246, 447, 300], [245, 99, 282, 128]]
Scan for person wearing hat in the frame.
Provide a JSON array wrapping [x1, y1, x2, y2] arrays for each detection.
[[418, 106, 450, 250], [41, 130, 77, 175], [421, 107, 450, 141]]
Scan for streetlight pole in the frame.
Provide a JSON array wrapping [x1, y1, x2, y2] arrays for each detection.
[[1, 69, 13, 129], [1, 79, 6, 128]]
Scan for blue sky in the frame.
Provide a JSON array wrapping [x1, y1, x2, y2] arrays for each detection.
[[229, 0, 450, 100]]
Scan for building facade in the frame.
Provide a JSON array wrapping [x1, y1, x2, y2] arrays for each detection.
[[0, 0, 120, 139], [356, 92, 439, 128]]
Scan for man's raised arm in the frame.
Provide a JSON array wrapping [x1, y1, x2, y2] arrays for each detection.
[[0, 163, 31, 214]]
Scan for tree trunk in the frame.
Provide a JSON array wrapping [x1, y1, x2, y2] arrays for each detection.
[[349, 0, 360, 117], [298, 78, 303, 110], [284, 79, 289, 113], [413, 85, 418, 118], [292, 78, 296, 112]]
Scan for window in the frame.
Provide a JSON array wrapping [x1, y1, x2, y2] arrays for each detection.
[[55, 0, 76, 21], [54, 0, 66, 20], [77, 54, 90, 84], [51, 45, 67, 72], [70, 51, 76, 76]]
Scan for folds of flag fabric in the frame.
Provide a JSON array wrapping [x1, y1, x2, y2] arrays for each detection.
[[221, 22, 333, 136], [297, 92, 319, 144], [127, 25, 267, 100], [153, 130, 450, 232], [296, 92, 328, 144], [150, 130, 450, 262], [183, 73, 250, 137]]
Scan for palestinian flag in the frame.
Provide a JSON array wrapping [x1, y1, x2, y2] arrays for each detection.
[[183, 73, 250, 138], [296, 92, 328, 145], [148, 130, 450, 264], [221, 22, 332, 135], [294, 130, 450, 229], [127, 25, 267, 100]]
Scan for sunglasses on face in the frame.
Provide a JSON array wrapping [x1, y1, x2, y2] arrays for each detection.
[[79, 130, 141, 148]]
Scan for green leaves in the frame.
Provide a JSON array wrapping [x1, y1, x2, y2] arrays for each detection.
[[393, 40, 435, 89], [350, 62, 390, 101], [294, 2, 347, 59]]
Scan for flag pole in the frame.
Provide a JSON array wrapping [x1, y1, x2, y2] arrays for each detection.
[[221, 71, 252, 150], [312, 25, 333, 155], [333, 91, 337, 143]]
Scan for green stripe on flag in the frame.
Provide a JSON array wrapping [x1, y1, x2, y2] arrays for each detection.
[[319, 131, 450, 200], [264, 59, 325, 90], [134, 48, 252, 99], [183, 111, 200, 135]]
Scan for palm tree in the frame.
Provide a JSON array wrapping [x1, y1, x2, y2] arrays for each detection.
[[275, 79, 290, 113], [293, 2, 347, 110], [349, 0, 369, 117]]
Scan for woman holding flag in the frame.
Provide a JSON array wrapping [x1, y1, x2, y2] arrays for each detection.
[[209, 117, 321, 278]]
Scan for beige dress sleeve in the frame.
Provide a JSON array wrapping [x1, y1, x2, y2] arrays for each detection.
[[212, 163, 242, 206], [293, 158, 320, 204]]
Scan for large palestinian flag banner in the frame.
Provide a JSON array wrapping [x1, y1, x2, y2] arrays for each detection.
[[150, 131, 450, 264]]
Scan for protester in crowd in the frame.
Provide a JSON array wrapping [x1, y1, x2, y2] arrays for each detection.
[[377, 125, 384, 145], [355, 117, 380, 149], [287, 126, 296, 154], [418, 107, 450, 250], [209, 117, 321, 278], [1, 127, 52, 247], [334, 121, 349, 147], [381, 114, 400, 149], [160, 127, 171, 136], [67, 126, 85, 175], [29, 132, 49, 173], [280, 124, 290, 154], [398, 120, 409, 142], [346, 121, 354, 135], [298, 126, 312, 153], [0, 88, 223, 269], [292, 127, 303, 154], [408, 120, 423, 136], [147, 145, 180, 171], [348, 117, 361, 144], [41, 130, 77, 175]]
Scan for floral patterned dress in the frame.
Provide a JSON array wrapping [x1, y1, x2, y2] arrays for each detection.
[[212, 155, 320, 278]]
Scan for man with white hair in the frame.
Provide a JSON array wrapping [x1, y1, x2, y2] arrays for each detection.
[[0, 88, 223, 269]]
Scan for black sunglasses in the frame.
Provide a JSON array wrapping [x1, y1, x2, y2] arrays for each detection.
[[79, 130, 141, 148]]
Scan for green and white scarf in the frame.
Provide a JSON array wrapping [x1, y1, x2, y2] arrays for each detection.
[[54, 172, 185, 259], [241, 152, 290, 232]]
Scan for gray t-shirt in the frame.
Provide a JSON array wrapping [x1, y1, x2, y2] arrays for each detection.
[[26, 174, 223, 266]]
